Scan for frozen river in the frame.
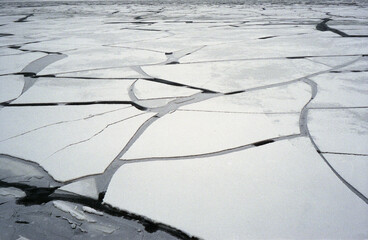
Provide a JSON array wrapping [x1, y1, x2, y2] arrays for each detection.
[[0, 1, 367, 239]]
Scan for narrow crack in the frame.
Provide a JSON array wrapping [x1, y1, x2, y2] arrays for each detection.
[[0, 106, 131, 143], [1, 101, 146, 111], [297, 60, 368, 204], [93, 91, 220, 193], [0, 53, 67, 112], [306, 131, 368, 204], [8, 45, 64, 55], [14, 14, 34, 23], [33, 53, 367, 78], [299, 78, 317, 136], [0, 33, 13, 37], [330, 69, 368, 73], [46, 112, 146, 159], [177, 109, 300, 114], [258, 35, 276, 39], [225, 56, 362, 95], [104, 44, 165, 54], [182, 53, 367, 65], [320, 151, 368, 157], [122, 134, 301, 163], [309, 106, 368, 109]]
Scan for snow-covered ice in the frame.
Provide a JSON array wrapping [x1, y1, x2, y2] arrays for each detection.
[[106, 138, 368, 239], [14, 78, 135, 103], [122, 110, 299, 160], [326, 154, 368, 197], [0, 1, 367, 239], [142, 59, 329, 92], [308, 109, 368, 155]]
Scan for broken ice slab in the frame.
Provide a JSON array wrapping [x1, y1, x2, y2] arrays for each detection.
[[0, 105, 154, 181], [122, 110, 296, 160], [306, 56, 359, 67], [0, 154, 58, 188], [325, 154, 368, 197], [38, 46, 166, 75], [133, 79, 200, 99], [337, 57, 368, 72], [0, 195, 160, 239], [91, 223, 119, 234], [0, 187, 26, 198], [181, 81, 311, 113], [0, 105, 124, 141], [309, 72, 368, 107], [16, 236, 30, 240], [142, 59, 329, 92], [55, 67, 146, 79], [41, 112, 154, 181], [53, 200, 96, 223], [0, 75, 23, 103], [13, 78, 135, 104], [106, 137, 368, 239], [0, 52, 46, 75], [99, 23, 171, 44], [82, 206, 103, 216], [169, 24, 312, 43], [0, 47, 21, 56], [180, 35, 368, 63], [22, 37, 103, 53], [308, 109, 368, 155], [58, 178, 99, 200], [108, 38, 202, 55]]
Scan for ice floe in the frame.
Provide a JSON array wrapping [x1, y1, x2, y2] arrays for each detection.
[[325, 154, 368, 197], [308, 109, 368, 155], [122, 110, 297, 160], [133, 79, 200, 100], [13, 78, 135, 104], [142, 59, 329, 92], [106, 137, 368, 239], [0, 75, 23, 103]]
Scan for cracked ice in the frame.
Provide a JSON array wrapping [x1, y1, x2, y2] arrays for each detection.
[[0, 1, 367, 240]]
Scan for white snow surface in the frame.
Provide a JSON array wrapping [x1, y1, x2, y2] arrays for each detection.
[[0, 2, 367, 239], [325, 154, 368, 197], [308, 109, 368, 155], [106, 138, 368, 239], [122, 110, 296, 160]]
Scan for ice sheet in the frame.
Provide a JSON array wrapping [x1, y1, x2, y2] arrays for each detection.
[[133, 79, 200, 99], [309, 72, 368, 107], [123, 110, 296, 160], [142, 59, 328, 92], [106, 137, 368, 239], [308, 109, 368, 155], [0, 52, 46, 74], [39, 46, 166, 75], [325, 154, 368, 197], [0, 75, 23, 103], [13, 78, 134, 103], [181, 81, 311, 113]]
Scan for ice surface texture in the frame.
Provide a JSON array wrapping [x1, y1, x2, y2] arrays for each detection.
[[0, 1, 367, 240]]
